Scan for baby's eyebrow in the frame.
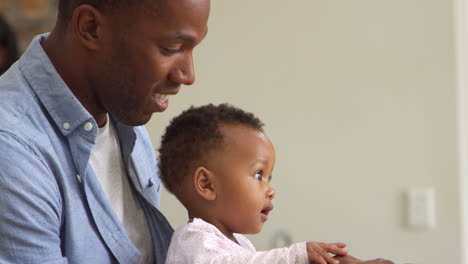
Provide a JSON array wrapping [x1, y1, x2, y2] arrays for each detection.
[[249, 158, 269, 168]]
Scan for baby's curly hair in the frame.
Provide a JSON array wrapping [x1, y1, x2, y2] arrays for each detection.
[[158, 103, 264, 196]]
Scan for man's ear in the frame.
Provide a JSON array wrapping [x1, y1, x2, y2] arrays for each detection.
[[193, 167, 216, 201], [72, 4, 106, 51]]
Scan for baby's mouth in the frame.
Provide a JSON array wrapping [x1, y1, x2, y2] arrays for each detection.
[[261, 204, 274, 218]]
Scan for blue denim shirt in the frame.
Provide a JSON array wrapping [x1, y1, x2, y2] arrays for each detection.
[[0, 34, 173, 264]]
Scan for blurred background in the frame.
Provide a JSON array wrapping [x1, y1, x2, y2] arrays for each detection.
[[3, 0, 467, 263], [0, 0, 56, 51]]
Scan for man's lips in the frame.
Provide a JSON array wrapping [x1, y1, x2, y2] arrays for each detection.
[[154, 82, 181, 95], [151, 87, 180, 112], [154, 86, 181, 97]]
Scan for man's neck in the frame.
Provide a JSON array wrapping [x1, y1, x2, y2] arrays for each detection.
[[42, 28, 107, 127]]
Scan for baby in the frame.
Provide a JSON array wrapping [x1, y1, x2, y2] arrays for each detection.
[[159, 103, 348, 264]]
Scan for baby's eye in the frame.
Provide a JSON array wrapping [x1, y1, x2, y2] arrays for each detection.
[[254, 171, 263, 181]]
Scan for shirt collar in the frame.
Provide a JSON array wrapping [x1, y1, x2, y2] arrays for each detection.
[[18, 33, 94, 137]]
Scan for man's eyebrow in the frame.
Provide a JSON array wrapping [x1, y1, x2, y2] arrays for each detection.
[[174, 28, 208, 42], [174, 32, 195, 42]]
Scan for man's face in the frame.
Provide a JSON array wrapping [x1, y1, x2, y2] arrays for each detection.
[[91, 0, 210, 126]]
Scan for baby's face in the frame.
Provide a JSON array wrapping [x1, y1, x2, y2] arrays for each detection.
[[206, 124, 276, 237]]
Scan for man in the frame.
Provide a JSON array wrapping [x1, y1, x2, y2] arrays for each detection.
[[0, 0, 394, 263], [0, 0, 209, 263]]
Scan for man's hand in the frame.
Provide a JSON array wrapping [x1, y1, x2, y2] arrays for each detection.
[[359, 260, 395, 264], [334, 255, 395, 264]]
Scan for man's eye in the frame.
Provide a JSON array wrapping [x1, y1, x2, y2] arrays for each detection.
[[254, 171, 263, 181], [161, 47, 181, 55]]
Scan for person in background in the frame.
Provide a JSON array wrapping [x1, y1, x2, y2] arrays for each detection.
[[0, 15, 18, 75]]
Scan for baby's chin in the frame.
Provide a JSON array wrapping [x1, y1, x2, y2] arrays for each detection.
[[242, 226, 263, 235]]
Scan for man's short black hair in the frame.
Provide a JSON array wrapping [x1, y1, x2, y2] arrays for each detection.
[[58, 0, 165, 21], [158, 103, 264, 195]]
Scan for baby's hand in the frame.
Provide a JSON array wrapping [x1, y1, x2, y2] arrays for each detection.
[[306, 241, 348, 264]]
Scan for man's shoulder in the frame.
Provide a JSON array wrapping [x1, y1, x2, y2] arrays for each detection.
[[0, 72, 58, 157], [0, 65, 41, 128]]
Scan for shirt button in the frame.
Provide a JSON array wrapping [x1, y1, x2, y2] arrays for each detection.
[[84, 122, 93, 131], [63, 122, 70, 130]]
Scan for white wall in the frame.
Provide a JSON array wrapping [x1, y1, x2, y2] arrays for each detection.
[[146, 1, 462, 263]]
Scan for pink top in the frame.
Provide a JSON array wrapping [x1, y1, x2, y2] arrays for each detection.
[[165, 218, 308, 264]]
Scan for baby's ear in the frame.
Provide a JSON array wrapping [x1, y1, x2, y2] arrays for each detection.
[[193, 167, 216, 201]]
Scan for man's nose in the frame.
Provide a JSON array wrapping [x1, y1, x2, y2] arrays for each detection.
[[169, 52, 195, 85]]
